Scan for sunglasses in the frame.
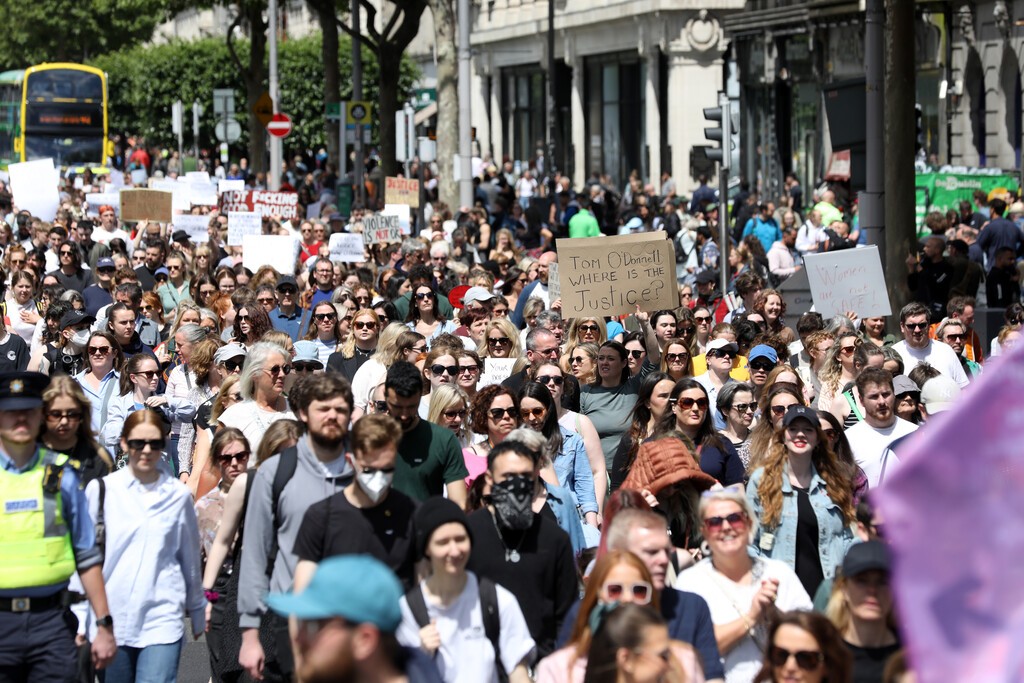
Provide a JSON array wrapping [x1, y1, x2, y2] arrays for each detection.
[[945, 333, 965, 341], [603, 581, 652, 605], [314, 313, 337, 322], [59, 249, 75, 256], [223, 359, 245, 372], [277, 288, 296, 296], [839, 344, 857, 355], [749, 360, 775, 373], [520, 407, 546, 419], [373, 400, 389, 413], [459, 365, 480, 374], [695, 315, 712, 323], [770, 404, 795, 416], [268, 364, 292, 376], [537, 375, 564, 386], [408, 345, 427, 355], [570, 356, 588, 365], [732, 402, 757, 413], [293, 362, 321, 372], [236, 315, 251, 322], [88, 346, 112, 355], [488, 336, 511, 346], [216, 451, 250, 464], [132, 370, 160, 379], [768, 646, 824, 671], [46, 410, 83, 422], [488, 407, 517, 420], [666, 352, 688, 362], [257, 297, 276, 305], [904, 321, 928, 331], [443, 409, 467, 420], [627, 349, 645, 359], [431, 364, 459, 377], [704, 512, 747, 530], [200, 288, 217, 296], [579, 324, 600, 333], [126, 438, 166, 452], [168, 265, 182, 271], [353, 321, 376, 330], [671, 396, 709, 410], [414, 292, 435, 300], [707, 349, 734, 359]]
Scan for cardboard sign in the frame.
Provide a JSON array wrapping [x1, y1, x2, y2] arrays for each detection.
[[173, 214, 210, 243], [219, 179, 244, 194], [362, 214, 402, 245], [242, 234, 299, 274], [875, 344, 1024, 683], [802, 245, 891, 319], [548, 262, 560, 301], [556, 233, 677, 317], [120, 189, 173, 223], [10, 158, 59, 222], [85, 192, 120, 218], [227, 211, 261, 246], [479, 358, 517, 388], [385, 176, 420, 208], [381, 204, 411, 235], [329, 233, 365, 263], [220, 190, 300, 220]]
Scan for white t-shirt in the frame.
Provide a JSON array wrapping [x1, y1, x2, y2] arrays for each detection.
[[845, 417, 917, 488], [891, 340, 969, 388], [217, 400, 296, 462], [351, 358, 387, 411], [675, 558, 812, 683], [397, 572, 535, 683]]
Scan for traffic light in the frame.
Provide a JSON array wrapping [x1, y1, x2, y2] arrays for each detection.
[[703, 93, 732, 169], [914, 103, 923, 156]]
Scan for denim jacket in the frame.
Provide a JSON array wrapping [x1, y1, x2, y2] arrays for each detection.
[[552, 427, 599, 515], [746, 464, 856, 581], [544, 482, 587, 556]]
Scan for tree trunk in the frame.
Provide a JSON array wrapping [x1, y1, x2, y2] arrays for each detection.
[[314, 1, 341, 167], [379, 48, 402, 176], [244, 3, 268, 174], [884, 0, 916, 315], [428, 0, 458, 208]]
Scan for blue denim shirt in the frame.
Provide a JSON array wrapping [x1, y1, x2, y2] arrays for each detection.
[[552, 427, 598, 515], [746, 464, 856, 582], [544, 482, 586, 556]]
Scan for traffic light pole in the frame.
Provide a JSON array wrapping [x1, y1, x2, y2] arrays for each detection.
[[717, 96, 731, 298]]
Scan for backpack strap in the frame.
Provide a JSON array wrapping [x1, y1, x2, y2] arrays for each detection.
[[266, 446, 299, 578], [478, 576, 507, 683], [405, 583, 432, 630]]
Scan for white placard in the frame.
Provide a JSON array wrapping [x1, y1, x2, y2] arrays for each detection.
[[242, 234, 299, 274], [73, 176, 84, 190], [381, 204, 411, 235], [306, 201, 322, 220], [153, 179, 191, 213], [228, 211, 261, 246], [186, 171, 210, 184], [188, 178, 219, 206], [173, 214, 210, 243], [130, 168, 148, 185], [10, 158, 59, 222], [108, 169, 125, 188], [85, 192, 121, 218], [219, 179, 244, 194], [329, 233, 366, 262], [803, 245, 892, 319], [479, 358, 517, 388]]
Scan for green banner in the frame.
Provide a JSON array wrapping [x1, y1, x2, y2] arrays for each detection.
[[915, 170, 1020, 237]]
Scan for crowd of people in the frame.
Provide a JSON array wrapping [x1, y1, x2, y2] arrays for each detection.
[[3, 154, 1014, 683]]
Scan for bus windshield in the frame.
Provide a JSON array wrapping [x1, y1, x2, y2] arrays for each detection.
[[25, 69, 103, 101], [24, 135, 104, 166]]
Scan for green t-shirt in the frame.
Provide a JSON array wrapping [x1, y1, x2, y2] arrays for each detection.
[[394, 419, 468, 502], [392, 291, 455, 322], [568, 209, 601, 238]]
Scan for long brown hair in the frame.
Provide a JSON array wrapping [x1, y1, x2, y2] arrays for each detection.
[[753, 611, 852, 683], [755, 422, 855, 530], [41, 376, 113, 469]]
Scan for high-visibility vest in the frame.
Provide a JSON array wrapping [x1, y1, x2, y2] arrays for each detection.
[[0, 450, 77, 589]]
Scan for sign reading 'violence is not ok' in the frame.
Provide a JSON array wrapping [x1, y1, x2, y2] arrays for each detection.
[[556, 233, 677, 317]]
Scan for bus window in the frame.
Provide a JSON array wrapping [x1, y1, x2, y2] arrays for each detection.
[[26, 70, 103, 101]]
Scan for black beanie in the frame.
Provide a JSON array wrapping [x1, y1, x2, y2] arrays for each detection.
[[415, 497, 473, 559]]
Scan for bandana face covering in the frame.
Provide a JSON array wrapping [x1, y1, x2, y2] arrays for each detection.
[[490, 473, 534, 531]]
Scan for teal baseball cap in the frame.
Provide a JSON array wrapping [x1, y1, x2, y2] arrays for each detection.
[[267, 555, 403, 631]]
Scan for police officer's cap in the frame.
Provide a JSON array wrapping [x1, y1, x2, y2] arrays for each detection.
[[0, 372, 50, 411]]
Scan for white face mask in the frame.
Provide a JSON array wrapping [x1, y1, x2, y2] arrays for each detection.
[[69, 329, 91, 349], [356, 469, 393, 504]]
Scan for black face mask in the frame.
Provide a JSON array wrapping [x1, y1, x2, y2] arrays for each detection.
[[489, 474, 534, 531]]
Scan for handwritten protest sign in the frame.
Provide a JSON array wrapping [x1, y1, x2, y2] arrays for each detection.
[[120, 189, 173, 223], [362, 214, 402, 245], [10, 158, 59, 222], [227, 211, 261, 246], [548, 262, 560, 301], [85, 192, 120, 218], [385, 176, 420, 207], [219, 179, 244, 194], [381, 204, 411, 234], [187, 178, 219, 206], [556, 233, 677, 317], [150, 179, 190, 213], [173, 214, 210, 243], [242, 235, 298, 274], [221, 190, 300, 220], [479, 358, 517, 388], [875, 345, 1024, 683], [329, 233, 366, 262], [803, 246, 891, 319]]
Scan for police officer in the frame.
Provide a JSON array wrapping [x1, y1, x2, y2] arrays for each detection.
[[0, 372, 117, 681]]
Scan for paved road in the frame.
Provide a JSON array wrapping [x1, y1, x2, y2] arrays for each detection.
[[177, 627, 211, 682]]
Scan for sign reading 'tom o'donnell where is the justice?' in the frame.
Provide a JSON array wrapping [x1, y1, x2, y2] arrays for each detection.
[[556, 232, 677, 317]]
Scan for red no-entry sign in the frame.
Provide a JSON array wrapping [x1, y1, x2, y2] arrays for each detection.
[[267, 113, 292, 138]]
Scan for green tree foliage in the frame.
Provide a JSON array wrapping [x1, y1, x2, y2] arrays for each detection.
[[90, 34, 418, 157], [0, 0, 171, 70]]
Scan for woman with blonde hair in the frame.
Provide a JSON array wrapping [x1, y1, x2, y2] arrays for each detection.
[[747, 405, 856, 597], [175, 337, 226, 481], [333, 308, 380, 380], [40, 375, 114, 486], [200, 418, 301, 680], [815, 332, 862, 416], [350, 323, 426, 417], [568, 316, 608, 347], [565, 343, 600, 386], [478, 317, 526, 372], [427, 383, 471, 452]]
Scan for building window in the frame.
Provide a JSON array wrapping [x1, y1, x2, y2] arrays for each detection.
[[502, 69, 545, 167], [585, 54, 644, 189]]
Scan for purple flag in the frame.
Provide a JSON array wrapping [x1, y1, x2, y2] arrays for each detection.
[[876, 344, 1024, 682]]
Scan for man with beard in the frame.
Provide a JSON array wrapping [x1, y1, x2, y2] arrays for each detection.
[[384, 361, 467, 507], [891, 301, 968, 387], [238, 374, 356, 682], [465, 440, 577, 659], [268, 555, 442, 683], [844, 368, 917, 488]]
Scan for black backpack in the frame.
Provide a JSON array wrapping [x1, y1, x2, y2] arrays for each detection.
[[405, 576, 506, 683]]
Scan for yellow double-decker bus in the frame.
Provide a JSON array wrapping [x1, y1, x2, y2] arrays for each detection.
[[0, 62, 109, 170]]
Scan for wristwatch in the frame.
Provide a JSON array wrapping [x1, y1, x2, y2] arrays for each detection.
[[96, 615, 114, 629]]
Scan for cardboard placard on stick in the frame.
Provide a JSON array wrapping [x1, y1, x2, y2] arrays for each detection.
[[803, 246, 891, 319], [362, 214, 402, 245], [548, 262, 560, 301], [227, 211, 261, 246], [556, 233, 677, 317], [120, 189, 173, 223], [385, 176, 420, 208], [329, 233, 366, 262]]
